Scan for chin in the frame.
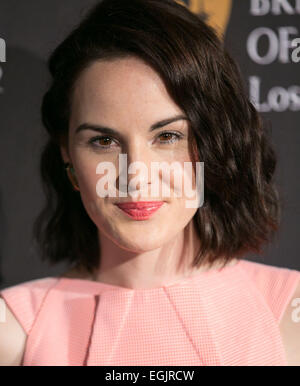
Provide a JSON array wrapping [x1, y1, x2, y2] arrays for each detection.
[[110, 232, 167, 253]]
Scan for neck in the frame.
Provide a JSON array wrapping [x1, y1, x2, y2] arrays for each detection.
[[63, 222, 238, 289], [89, 221, 220, 289]]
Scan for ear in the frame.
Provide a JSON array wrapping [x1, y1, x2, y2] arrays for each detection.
[[60, 137, 70, 164]]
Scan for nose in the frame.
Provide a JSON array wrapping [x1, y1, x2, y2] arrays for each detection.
[[117, 139, 153, 195]]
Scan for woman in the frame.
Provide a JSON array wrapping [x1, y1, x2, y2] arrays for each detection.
[[0, 0, 299, 366]]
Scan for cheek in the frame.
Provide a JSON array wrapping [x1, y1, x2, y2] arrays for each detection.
[[172, 188, 198, 223], [76, 164, 104, 219], [72, 154, 118, 218], [74, 152, 118, 197], [167, 151, 199, 200], [79, 181, 116, 240], [77, 163, 100, 198]]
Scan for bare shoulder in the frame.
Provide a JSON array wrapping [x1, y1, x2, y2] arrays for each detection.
[[279, 277, 300, 366], [0, 295, 27, 366]]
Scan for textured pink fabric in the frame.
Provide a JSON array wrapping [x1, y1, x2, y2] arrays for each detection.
[[0, 259, 299, 366]]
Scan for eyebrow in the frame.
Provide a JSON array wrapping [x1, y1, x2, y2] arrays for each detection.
[[75, 114, 189, 137]]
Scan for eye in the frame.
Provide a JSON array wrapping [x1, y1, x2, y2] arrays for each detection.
[[88, 136, 118, 149], [88, 131, 184, 150], [157, 131, 184, 144]]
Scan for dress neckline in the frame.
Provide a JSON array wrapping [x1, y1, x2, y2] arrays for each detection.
[[55, 259, 242, 293]]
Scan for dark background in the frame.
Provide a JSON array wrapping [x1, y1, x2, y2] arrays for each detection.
[[0, 0, 299, 290]]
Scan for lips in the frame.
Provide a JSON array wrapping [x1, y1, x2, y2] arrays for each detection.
[[115, 201, 164, 220], [115, 201, 164, 209]]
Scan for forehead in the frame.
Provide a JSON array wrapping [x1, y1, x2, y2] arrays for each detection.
[[69, 56, 183, 130]]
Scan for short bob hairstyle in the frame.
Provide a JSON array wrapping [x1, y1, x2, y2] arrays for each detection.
[[33, 0, 280, 274]]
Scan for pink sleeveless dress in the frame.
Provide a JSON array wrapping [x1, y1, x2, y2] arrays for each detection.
[[0, 259, 299, 366]]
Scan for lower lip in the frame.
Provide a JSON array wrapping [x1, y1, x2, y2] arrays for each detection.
[[115, 202, 164, 220]]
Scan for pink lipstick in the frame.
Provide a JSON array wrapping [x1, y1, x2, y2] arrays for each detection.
[[115, 201, 164, 220]]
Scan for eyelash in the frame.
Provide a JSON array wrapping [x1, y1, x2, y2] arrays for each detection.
[[88, 131, 184, 150]]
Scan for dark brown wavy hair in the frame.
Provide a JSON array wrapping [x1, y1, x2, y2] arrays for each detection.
[[33, 0, 281, 274]]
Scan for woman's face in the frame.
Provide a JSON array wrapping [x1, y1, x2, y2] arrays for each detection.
[[64, 56, 200, 252]]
